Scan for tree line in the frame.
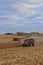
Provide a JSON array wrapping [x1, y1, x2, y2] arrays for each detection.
[[4, 32, 43, 36]]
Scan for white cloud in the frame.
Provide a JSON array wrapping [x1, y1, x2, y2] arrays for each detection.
[[24, 21, 32, 24], [11, 2, 40, 16], [15, 23, 24, 27], [34, 13, 43, 24], [0, 14, 20, 20], [27, 0, 43, 3], [36, 16, 43, 20], [37, 20, 43, 24], [0, 21, 16, 25], [35, 13, 43, 20], [6, 15, 19, 20], [4, 0, 43, 2], [12, 3, 38, 10], [23, 21, 37, 27], [32, 11, 36, 14]]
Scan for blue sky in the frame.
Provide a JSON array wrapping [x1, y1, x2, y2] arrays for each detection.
[[0, 0, 43, 33]]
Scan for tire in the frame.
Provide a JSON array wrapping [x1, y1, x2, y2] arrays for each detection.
[[22, 43, 28, 47], [32, 43, 34, 46]]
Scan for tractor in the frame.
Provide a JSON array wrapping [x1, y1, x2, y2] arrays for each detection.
[[21, 38, 36, 47]]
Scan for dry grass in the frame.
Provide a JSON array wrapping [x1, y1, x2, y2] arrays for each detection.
[[0, 45, 43, 65], [0, 35, 43, 65], [0, 34, 27, 49]]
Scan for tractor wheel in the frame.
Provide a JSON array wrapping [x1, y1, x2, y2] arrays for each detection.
[[22, 43, 28, 47], [32, 43, 34, 46]]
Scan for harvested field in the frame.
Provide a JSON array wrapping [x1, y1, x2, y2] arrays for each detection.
[[0, 35, 27, 49], [0, 35, 43, 65], [0, 35, 43, 49], [0, 45, 43, 65]]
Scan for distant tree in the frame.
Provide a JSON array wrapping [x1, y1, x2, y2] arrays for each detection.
[[15, 32, 21, 35], [15, 32, 24, 36], [4, 33, 14, 35]]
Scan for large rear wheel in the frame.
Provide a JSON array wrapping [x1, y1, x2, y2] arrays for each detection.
[[32, 43, 34, 46]]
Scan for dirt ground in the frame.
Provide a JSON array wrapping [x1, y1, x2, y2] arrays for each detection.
[[0, 35, 43, 65], [0, 45, 43, 65]]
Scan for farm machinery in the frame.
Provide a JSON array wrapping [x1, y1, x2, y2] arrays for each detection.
[[13, 37, 36, 47], [21, 38, 36, 47]]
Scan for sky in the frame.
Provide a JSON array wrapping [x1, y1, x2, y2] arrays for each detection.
[[0, 0, 43, 33]]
